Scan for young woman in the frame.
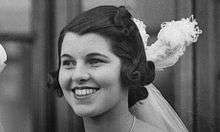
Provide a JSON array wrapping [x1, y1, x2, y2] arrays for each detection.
[[58, 5, 161, 132], [49, 5, 202, 132]]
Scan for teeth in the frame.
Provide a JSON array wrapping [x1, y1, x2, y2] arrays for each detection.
[[82, 89, 86, 95], [74, 89, 98, 96]]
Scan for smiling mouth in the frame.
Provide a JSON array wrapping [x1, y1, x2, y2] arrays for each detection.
[[72, 86, 100, 97]]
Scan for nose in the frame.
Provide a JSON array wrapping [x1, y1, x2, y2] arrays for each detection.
[[71, 65, 90, 84]]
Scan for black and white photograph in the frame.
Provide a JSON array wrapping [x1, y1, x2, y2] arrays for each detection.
[[0, 0, 219, 132]]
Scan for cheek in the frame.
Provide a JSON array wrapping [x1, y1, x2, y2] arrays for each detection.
[[92, 66, 121, 88], [58, 70, 71, 90]]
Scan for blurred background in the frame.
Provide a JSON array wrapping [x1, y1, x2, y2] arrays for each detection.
[[0, 0, 219, 132]]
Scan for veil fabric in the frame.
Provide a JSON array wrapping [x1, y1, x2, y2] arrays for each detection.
[[130, 84, 188, 132], [129, 16, 202, 131]]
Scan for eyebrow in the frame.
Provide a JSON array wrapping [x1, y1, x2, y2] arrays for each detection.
[[86, 53, 108, 58], [60, 53, 108, 59], [60, 54, 73, 58]]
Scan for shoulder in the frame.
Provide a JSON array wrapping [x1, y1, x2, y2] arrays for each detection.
[[134, 118, 166, 132]]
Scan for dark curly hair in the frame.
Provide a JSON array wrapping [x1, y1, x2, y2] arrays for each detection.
[[47, 6, 155, 107]]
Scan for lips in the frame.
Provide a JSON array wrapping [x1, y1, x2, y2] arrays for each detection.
[[72, 86, 100, 97]]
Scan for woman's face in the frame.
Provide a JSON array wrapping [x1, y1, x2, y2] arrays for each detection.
[[59, 32, 126, 117]]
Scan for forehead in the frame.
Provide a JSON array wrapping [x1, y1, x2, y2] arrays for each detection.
[[61, 32, 112, 55]]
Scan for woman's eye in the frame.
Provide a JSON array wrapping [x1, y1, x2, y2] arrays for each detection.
[[61, 60, 76, 68], [88, 59, 105, 66]]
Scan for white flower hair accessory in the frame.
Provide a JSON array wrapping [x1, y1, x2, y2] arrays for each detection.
[[0, 44, 7, 73], [133, 18, 149, 46], [133, 16, 202, 70], [131, 15, 202, 132]]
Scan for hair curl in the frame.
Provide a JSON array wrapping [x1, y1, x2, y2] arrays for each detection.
[[47, 6, 155, 107]]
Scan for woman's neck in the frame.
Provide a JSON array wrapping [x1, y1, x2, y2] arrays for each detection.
[[83, 100, 134, 132]]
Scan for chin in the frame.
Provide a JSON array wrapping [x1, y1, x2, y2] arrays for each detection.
[[75, 111, 97, 117], [72, 106, 103, 118]]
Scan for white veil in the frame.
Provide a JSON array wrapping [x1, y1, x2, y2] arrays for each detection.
[[130, 84, 188, 132], [130, 16, 202, 132]]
